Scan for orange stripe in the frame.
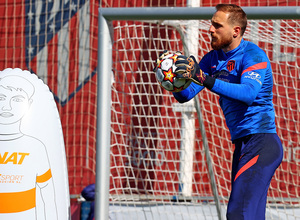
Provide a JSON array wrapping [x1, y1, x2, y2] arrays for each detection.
[[234, 155, 259, 182], [241, 62, 267, 75], [0, 188, 36, 213], [36, 169, 52, 183]]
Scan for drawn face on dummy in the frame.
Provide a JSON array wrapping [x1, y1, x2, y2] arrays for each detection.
[[0, 76, 34, 125]]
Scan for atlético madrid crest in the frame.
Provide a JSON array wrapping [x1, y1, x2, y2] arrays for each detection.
[[25, 0, 96, 106], [227, 60, 235, 72]]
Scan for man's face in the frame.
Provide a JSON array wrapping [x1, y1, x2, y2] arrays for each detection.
[[0, 86, 31, 125], [209, 11, 234, 51]]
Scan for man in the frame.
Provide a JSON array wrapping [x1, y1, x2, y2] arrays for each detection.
[[155, 4, 283, 220]]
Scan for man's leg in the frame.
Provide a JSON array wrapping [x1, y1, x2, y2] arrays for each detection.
[[226, 134, 283, 220]]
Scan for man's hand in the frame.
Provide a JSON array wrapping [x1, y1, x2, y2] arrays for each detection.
[[175, 55, 215, 89], [175, 55, 207, 85], [175, 55, 199, 78]]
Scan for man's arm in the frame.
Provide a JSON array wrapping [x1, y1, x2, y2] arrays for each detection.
[[175, 50, 269, 105], [172, 82, 204, 103], [210, 66, 266, 105]]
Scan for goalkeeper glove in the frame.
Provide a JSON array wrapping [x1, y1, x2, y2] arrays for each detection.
[[175, 55, 215, 90]]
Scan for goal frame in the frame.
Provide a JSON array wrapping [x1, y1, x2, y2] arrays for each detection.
[[96, 6, 300, 220]]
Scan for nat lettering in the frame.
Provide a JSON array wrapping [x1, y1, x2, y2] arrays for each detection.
[[0, 152, 30, 165]]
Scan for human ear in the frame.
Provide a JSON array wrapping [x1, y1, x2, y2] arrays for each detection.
[[233, 26, 241, 38]]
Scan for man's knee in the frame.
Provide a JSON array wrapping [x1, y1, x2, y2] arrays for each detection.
[[226, 205, 243, 220], [226, 205, 265, 220]]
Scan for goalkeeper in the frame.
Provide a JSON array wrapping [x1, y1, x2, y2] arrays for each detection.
[[156, 4, 283, 220]]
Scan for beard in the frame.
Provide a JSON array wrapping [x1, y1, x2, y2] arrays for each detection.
[[211, 34, 233, 51]]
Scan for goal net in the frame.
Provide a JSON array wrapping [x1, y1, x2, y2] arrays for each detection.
[[105, 7, 300, 220]]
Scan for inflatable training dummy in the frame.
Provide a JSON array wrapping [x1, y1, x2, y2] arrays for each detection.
[[0, 68, 70, 219]]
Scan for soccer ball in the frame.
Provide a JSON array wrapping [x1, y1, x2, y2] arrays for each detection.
[[155, 53, 192, 92]]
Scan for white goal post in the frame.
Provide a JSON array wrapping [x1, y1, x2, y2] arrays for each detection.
[[96, 7, 300, 220]]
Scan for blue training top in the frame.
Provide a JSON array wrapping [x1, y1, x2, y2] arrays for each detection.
[[173, 39, 276, 141]]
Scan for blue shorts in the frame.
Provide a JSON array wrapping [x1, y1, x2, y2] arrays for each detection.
[[226, 133, 283, 220]]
